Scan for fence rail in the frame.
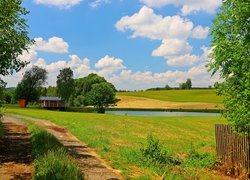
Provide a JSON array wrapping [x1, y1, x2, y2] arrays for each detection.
[[215, 124, 250, 173]]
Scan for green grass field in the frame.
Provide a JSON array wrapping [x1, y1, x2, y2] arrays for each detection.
[[117, 89, 223, 103], [6, 107, 226, 179]]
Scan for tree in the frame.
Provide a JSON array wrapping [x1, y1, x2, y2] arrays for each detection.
[[86, 82, 116, 113], [165, 84, 171, 90], [209, 0, 250, 128], [15, 66, 47, 107], [186, 78, 192, 89], [70, 73, 107, 106], [0, 83, 5, 106], [56, 68, 74, 101], [179, 83, 187, 90], [0, 0, 33, 77], [46, 86, 57, 97]]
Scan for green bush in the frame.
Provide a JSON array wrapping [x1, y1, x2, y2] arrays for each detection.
[[140, 135, 181, 166], [34, 148, 83, 180]]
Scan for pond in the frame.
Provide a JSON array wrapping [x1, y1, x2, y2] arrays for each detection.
[[105, 110, 221, 117]]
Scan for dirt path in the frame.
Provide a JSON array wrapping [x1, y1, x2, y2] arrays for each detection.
[[7, 114, 123, 180], [0, 116, 33, 180]]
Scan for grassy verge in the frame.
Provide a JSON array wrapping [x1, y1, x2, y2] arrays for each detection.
[[28, 123, 83, 180], [7, 107, 226, 179], [0, 107, 5, 137], [0, 120, 3, 138]]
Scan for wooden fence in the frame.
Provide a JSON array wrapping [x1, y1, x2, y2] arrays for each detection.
[[215, 124, 250, 173]]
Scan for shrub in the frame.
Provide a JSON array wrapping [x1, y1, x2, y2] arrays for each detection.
[[140, 135, 180, 166], [34, 148, 83, 180]]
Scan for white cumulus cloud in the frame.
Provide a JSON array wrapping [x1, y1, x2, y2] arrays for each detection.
[[167, 54, 200, 66], [191, 25, 210, 39], [89, 0, 110, 8], [34, 37, 69, 54], [152, 39, 192, 57], [33, 0, 82, 9], [95, 55, 126, 76], [140, 0, 222, 15], [116, 6, 193, 40]]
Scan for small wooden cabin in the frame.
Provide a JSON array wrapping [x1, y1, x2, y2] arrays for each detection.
[[40, 96, 65, 109]]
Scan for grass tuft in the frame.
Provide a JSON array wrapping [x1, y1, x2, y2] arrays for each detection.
[[34, 148, 83, 180], [29, 124, 83, 180], [29, 125, 62, 158]]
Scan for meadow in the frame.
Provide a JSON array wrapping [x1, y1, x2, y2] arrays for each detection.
[[117, 89, 223, 103], [6, 107, 227, 179]]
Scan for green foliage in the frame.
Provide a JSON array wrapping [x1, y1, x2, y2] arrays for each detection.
[[209, 0, 250, 128], [179, 79, 192, 90], [165, 84, 171, 90], [186, 78, 192, 89], [34, 148, 83, 180], [86, 82, 116, 113], [14, 66, 47, 106], [29, 125, 83, 179], [57, 68, 74, 101], [179, 83, 187, 90], [70, 73, 107, 106], [140, 135, 180, 166], [0, 0, 33, 76], [46, 86, 57, 97]]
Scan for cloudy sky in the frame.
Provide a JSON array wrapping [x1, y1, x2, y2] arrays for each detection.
[[2, 0, 222, 90]]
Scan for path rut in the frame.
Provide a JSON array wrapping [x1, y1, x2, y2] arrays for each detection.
[[0, 116, 33, 180]]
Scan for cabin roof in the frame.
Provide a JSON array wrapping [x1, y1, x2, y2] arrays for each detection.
[[40, 96, 64, 101]]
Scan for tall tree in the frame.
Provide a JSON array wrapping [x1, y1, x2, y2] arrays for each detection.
[[209, 0, 250, 128], [56, 68, 74, 101], [70, 73, 107, 106], [0, 0, 33, 77], [86, 82, 116, 113], [15, 66, 47, 107], [186, 78, 192, 89]]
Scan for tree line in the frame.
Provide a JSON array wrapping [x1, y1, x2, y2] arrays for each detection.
[[6, 66, 116, 113]]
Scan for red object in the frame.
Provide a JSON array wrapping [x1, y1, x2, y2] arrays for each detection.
[[19, 99, 26, 108]]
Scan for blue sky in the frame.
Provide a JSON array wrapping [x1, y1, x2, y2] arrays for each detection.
[[3, 0, 222, 90]]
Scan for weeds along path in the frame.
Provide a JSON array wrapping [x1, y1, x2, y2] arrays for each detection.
[[7, 114, 123, 180], [0, 116, 33, 180]]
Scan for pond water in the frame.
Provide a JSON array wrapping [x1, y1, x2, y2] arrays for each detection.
[[105, 110, 220, 117]]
